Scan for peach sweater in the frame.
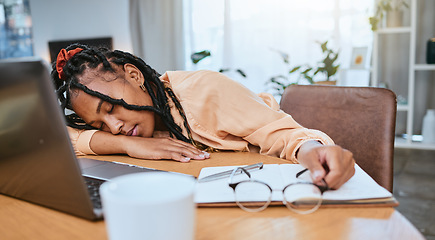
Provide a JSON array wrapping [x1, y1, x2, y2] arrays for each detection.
[[68, 70, 334, 163]]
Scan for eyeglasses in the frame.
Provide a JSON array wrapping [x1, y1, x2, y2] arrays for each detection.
[[228, 167, 330, 214]]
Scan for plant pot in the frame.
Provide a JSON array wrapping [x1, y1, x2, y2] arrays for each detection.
[[315, 80, 337, 85], [386, 10, 403, 28]]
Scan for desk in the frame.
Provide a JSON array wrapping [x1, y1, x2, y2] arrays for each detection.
[[0, 152, 424, 240]]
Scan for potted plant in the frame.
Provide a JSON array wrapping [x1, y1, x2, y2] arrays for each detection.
[[369, 0, 409, 31], [190, 50, 247, 78], [266, 40, 340, 96], [266, 50, 315, 96], [313, 40, 340, 85]]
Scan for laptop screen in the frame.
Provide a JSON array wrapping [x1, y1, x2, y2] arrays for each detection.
[[0, 59, 96, 220]]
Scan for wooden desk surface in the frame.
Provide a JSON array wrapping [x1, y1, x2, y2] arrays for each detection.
[[0, 152, 424, 240]]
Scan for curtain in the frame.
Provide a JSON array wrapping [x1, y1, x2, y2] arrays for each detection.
[[129, 0, 186, 74], [184, 0, 374, 94]]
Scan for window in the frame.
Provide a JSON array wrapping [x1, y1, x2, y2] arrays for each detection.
[[0, 0, 33, 59], [184, 0, 374, 94]]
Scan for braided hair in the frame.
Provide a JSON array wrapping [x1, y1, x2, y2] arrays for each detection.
[[51, 43, 193, 145]]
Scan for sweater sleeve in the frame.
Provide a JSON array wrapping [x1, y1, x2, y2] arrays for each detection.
[[168, 70, 334, 163], [250, 92, 335, 162], [67, 127, 98, 156]]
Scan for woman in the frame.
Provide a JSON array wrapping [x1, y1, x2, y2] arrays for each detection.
[[52, 44, 355, 189]]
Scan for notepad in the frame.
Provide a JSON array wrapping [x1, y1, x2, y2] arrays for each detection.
[[195, 164, 398, 207]]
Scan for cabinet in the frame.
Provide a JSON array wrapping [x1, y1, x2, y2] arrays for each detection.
[[371, 0, 435, 150]]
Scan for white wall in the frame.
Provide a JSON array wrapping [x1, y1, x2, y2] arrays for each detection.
[[29, 0, 132, 63]]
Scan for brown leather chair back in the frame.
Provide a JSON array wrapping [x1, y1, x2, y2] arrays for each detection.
[[280, 85, 397, 192]]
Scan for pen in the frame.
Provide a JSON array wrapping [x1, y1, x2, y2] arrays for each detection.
[[197, 162, 264, 183]]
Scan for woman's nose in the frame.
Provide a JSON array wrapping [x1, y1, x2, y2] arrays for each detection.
[[105, 116, 123, 135]]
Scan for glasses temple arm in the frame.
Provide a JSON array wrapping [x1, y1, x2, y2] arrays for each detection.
[[296, 168, 309, 178]]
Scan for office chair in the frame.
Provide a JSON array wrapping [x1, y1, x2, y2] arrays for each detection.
[[280, 85, 397, 192]]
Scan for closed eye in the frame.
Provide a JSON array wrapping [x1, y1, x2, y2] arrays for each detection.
[[91, 102, 114, 131], [107, 103, 114, 114], [97, 104, 114, 130]]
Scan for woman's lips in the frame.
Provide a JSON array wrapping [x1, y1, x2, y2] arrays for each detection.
[[127, 125, 138, 136]]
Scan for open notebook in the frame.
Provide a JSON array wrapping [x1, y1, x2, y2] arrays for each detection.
[[195, 164, 398, 207]]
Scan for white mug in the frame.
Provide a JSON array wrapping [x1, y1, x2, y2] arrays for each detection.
[[100, 172, 196, 240]]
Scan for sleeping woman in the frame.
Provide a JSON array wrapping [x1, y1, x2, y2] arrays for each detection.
[[52, 44, 355, 189]]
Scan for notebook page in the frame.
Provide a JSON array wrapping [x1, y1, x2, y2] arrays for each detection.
[[195, 164, 285, 203], [279, 164, 392, 201]]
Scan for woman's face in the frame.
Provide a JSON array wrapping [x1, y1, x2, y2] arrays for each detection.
[[70, 63, 156, 137]]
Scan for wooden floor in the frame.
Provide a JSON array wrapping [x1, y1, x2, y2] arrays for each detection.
[[393, 148, 435, 240]]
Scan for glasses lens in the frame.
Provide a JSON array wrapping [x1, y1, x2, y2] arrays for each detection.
[[283, 183, 322, 214], [234, 181, 271, 212]]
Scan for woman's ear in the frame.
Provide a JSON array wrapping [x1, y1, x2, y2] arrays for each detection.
[[123, 63, 144, 86]]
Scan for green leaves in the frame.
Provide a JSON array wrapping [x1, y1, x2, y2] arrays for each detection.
[[320, 41, 329, 53], [191, 50, 246, 78], [316, 41, 340, 81], [268, 75, 289, 96], [300, 68, 315, 84], [219, 68, 247, 78], [278, 51, 290, 64], [266, 40, 340, 96], [235, 69, 247, 78], [289, 66, 301, 73], [267, 60, 317, 96], [191, 50, 211, 64], [369, 16, 380, 31]]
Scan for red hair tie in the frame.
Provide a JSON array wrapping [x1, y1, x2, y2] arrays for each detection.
[[56, 48, 83, 80]]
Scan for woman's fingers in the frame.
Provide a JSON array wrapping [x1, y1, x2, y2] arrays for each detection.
[[322, 147, 355, 189], [124, 137, 210, 162], [165, 138, 209, 160], [163, 143, 210, 161], [297, 141, 356, 189]]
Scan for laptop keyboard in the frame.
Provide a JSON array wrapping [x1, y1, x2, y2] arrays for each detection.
[[83, 176, 106, 209]]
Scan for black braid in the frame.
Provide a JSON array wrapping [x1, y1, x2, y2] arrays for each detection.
[[51, 43, 191, 143]]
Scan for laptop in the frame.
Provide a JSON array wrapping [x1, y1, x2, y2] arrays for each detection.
[[0, 58, 187, 220]]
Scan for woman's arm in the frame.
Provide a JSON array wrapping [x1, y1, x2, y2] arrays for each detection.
[[89, 131, 209, 162], [68, 126, 208, 162], [171, 71, 354, 187]]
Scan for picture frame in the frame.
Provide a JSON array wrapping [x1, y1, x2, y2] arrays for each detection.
[[350, 47, 368, 69]]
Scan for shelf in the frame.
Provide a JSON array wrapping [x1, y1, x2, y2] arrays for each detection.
[[376, 27, 412, 34], [395, 136, 435, 150], [373, 0, 434, 150], [414, 64, 435, 71], [397, 104, 409, 111]]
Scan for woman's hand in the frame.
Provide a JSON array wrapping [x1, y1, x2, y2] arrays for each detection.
[[89, 131, 209, 162], [123, 136, 210, 162], [296, 140, 355, 189]]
